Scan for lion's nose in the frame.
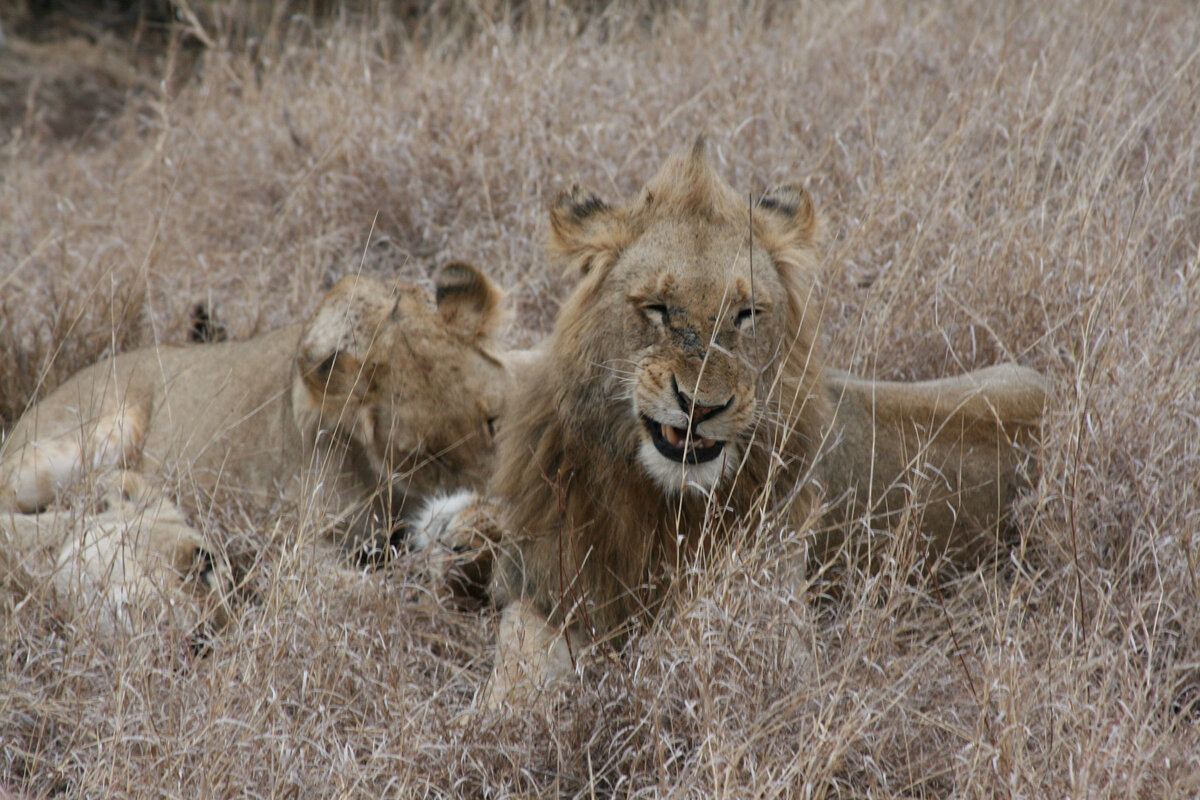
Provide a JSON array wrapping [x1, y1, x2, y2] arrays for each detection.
[[673, 378, 733, 423]]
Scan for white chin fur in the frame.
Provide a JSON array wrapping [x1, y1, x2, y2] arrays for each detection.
[[637, 438, 739, 496]]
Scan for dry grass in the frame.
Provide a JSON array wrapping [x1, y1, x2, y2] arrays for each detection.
[[3, 0, 1200, 796]]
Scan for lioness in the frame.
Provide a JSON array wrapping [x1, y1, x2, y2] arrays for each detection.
[[1, 261, 511, 631], [469, 145, 1048, 706]]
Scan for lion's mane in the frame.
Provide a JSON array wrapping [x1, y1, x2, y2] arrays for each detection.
[[491, 145, 829, 638]]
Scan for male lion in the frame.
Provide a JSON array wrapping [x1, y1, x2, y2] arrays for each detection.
[[1, 261, 511, 632], [473, 146, 1048, 706]]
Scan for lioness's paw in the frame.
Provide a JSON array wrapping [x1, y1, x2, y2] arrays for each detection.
[[410, 489, 504, 603], [409, 489, 480, 555]]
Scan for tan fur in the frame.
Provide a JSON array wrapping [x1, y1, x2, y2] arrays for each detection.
[[1, 262, 511, 633], [1, 471, 235, 640], [1, 262, 510, 539], [483, 146, 1049, 707]]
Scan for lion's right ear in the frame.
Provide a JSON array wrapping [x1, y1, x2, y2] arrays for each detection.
[[756, 184, 820, 247], [548, 185, 625, 276]]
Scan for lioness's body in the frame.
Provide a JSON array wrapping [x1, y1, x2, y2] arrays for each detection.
[[8, 327, 309, 509], [6, 325, 408, 536], [2, 263, 511, 633], [2, 266, 509, 535], [479, 148, 1048, 706]]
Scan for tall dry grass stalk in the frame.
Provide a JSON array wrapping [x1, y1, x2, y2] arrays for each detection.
[[3, 0, 1199, 795]]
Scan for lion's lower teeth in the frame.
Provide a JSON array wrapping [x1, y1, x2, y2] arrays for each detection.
[[659, 423, 717, 451], [662, 423, 684, 448]]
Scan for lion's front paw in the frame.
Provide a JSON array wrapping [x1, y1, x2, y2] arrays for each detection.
[[409, 489, 505, 603]]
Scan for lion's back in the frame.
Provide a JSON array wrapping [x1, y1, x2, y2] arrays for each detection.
[[1, 326, 304, 508]]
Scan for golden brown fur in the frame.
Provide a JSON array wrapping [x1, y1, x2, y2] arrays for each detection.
[[483, 146, 1048, 705], [1, 262, 511, 633]]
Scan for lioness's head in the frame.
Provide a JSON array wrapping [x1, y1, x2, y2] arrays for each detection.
[[296, 262, 511, 514], [548, 143, 824, 495]]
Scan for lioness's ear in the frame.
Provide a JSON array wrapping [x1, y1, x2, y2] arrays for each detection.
[[549, 185, 623, 275], [297, 276, 388, 408], [435, 261, 506, 341], [298, 348, 377, 405], [757, 184, 819, 244]]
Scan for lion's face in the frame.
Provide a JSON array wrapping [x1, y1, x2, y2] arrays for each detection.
[[297, 262, 512, 516], [615, 219, 790, 492], [547, 146, 822, 496]]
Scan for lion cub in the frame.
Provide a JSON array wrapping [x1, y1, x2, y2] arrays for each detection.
[[2, 470, 235, 643]]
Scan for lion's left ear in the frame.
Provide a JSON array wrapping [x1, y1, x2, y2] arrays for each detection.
[[756, 184, 820, 245], [435, 261, 506, 341], [297, 276, 389, 415], [549, 185, 625, 276]]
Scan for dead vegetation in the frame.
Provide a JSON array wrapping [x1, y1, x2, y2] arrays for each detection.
[[2, 0, 1200, 796]]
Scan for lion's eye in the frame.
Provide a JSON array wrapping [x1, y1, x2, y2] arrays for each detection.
[[486, 417, 498, 439], [735, 307, 762, 329], [641, 303, 669, 326]]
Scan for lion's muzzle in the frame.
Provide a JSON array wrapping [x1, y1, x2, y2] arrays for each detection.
[[640, 377, 735, 464]]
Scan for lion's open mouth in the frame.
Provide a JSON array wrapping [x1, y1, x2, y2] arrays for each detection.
[[642, 416, 725, 464]]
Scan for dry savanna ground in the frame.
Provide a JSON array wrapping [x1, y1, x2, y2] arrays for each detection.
[[2, 0, 1199, 796]]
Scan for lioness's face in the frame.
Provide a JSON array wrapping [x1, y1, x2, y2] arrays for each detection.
[[615, 219, 788, 494], [298, 263, 512, 518], [366, 295, 511, 501]]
